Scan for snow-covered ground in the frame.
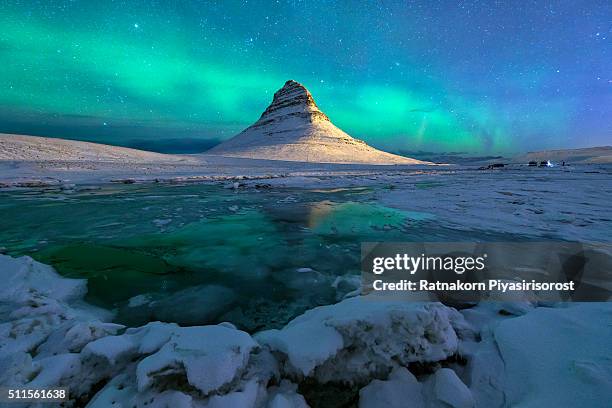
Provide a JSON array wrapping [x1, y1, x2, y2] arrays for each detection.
[[0, 132, 436, 188], [514, 146, 612, 164], [1, 134, 611, 407], [1, 254, 611, 407]]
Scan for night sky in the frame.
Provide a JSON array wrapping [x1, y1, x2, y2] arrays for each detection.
[[0, 1, 610, 154]]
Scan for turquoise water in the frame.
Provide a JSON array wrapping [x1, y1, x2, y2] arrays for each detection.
[[0, 183, 518, 330]]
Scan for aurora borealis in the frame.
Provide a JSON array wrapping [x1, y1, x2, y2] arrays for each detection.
[[0, 1, 610, 154]]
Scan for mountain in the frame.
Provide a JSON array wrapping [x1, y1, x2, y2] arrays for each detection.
[[207, 80, 427, 165], [514, 146, 612, 164]]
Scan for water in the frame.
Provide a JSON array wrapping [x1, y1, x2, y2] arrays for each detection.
[[0, 182, 526, 331]]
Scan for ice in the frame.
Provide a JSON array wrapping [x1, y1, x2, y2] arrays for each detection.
[[0, 254, 86, 303], [204, 378, 264, 408], [2, 253, 612, 407], [0, 255, 117, 359], [136, 325, 257, 394], [266, 380, 309, 408], [256, 296, 467, 384], [431, 368, 474, 408], [83, 335, 137, 365], [128, 285, 237, 325], [493, 303, 612, 407], [359, 367, 424, 408], [28, 353, 81, 388]]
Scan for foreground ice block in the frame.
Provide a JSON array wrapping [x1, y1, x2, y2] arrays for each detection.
[[256, 296, 469, 384]]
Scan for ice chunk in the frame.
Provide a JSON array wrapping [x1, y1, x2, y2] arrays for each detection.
[[137, 325, 257, 394], [257, 296, 465, 383], [0, 255, 86, 304], [83, 334, 137, 365], [431, 368, 474, 408], [36, 320, 124, 358], [359, 367, 424, 408], [266, 380, 309, 408]]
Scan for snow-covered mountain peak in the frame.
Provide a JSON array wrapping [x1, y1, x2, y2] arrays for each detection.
[[256, 79, 329, 124], [208, 80, 428, 165]]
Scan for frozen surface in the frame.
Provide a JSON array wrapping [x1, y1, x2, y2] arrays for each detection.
[[1, 254, 612, 407], [493, 303, 612, 408], [1, 138, 611, 407]]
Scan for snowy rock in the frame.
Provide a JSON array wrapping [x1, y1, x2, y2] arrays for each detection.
[[128, 294, 152, 308], [77, 322, 273, 407], [28, 353, 82, 388], [36, 320, 124, 358], [205, 378, 265, 408], [256, 296, 466, 384], [359, 367, 424, 408], [83, 334, 137, 366], [0, 254, 86, 304], [0, 255, 113, 360], [331, 274, 361, 300], [0, 352, 33, 386], [136, 325, 257, 394]]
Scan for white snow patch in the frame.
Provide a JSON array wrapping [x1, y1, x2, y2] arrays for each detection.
[[256, 296, 467, 383]]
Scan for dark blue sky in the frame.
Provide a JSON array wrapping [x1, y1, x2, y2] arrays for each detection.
[[0, 0, 610, 153]]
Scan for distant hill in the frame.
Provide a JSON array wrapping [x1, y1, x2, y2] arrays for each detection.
[[514, 146, 612, 164], [0, 133, 195, 163], [207, 80, 428, 165]]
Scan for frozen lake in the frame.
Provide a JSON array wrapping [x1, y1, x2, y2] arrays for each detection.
[[2, 165, 610, 330]]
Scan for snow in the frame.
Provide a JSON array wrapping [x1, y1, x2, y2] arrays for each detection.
[[266, 380, 309, 408], [359, 367, 424, 408], [256, 296, 466, 383], [431, 368, 474, 408], [0, 133, 194, 163], [0, 253, 86, 303], [1, 253, 612, 407], [136, 325, 257, 394], [493, 303, 612, 408], [514, 146, 612, 164], [375, 166, 612, 242]]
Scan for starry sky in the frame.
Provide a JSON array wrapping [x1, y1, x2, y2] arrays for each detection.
[[0, 1, 610, 154]]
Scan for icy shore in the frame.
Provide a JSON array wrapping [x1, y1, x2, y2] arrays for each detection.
[[1, 254, 611, 407]]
